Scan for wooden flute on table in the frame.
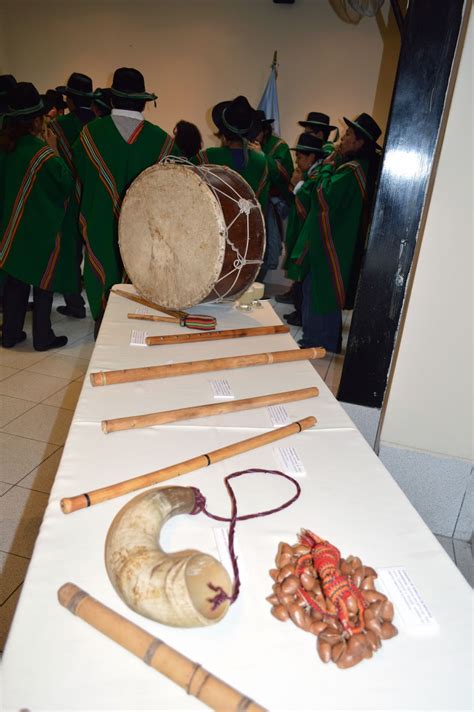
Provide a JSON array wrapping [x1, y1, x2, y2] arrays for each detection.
[[90, 347, 326, 387], [58, 583, 266, 712], [113, 289, 217, 330], [102, 386, 318, 433], [61, 416, 316, 513], [129, 323, 289, 345]]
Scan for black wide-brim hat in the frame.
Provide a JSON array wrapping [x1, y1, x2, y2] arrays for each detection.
[[56, 72, 94, 99], [110, 67, 157, 102], [290, 133, 326, 158], [343, 113, 382, 144], [8, 82, 48, 119], [0, 74, 17, 112], [212, 95, 260, 140], [298, 111, 337, 132], [255, 109, 274, 125], [44, 89, 67, 111]]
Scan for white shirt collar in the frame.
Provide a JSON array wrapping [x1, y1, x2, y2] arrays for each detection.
[[111, 108, 144, 120]]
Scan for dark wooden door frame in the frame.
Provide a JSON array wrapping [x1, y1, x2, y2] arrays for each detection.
[[338, 0, 469, 408]]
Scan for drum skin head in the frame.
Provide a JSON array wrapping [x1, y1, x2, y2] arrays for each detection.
[[119, 164, 227, 309]]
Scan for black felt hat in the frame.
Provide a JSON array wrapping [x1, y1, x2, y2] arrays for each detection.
[[56, 72, 94, 99], [0, 74, 17, 112], [343, 113, 381, 144], [212, 95, 259, 140], [44, 89, 67, 111], [290, 133, 326, 158], [7, 82, 48, 119], [92, 88, 112, 114], [298, 111, 337, 132], [255, 109, 274, 125], [110, 67, 157, 102]]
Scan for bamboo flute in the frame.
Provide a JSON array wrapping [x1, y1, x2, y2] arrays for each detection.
[[102, 386, 319, 433], [144, 324, 289, 346], [113, 288, 187, 318], [58, 583, 266, 712], [128, 313, 178, 324], [90, 347, 326, 387], [61, 416, 316, 513]]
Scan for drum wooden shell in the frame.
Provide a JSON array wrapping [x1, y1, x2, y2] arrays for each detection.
[[118, 162, 265, 310]]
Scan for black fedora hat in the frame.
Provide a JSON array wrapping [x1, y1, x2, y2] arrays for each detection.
[[343, 113, 381, 144], [212, 95, 259, 140], [110, 67, 157, 102], [92, 88, 112, 114], [255, 109, 274, 125], [7, 82, 48, 119], [44, 89, 67, 111], [0, 74, 17, 112], [290, 133, 326, 158], [298, 111, 337, 132], [56, 72, 94, 98]]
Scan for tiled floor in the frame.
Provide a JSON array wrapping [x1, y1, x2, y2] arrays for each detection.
[[0, 289, 471, 654]]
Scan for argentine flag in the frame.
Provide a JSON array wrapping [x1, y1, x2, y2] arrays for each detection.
[[258, 58, 280, 136]]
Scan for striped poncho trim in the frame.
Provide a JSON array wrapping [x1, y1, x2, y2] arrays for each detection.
[[80, 126, 122, 219], [0, 145, 55, 266]]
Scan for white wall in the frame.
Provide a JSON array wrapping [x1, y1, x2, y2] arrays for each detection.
[[379, 11, 473, 462], [2, 0, 399, 144]]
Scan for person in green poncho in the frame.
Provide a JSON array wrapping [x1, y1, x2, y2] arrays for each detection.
[[276, 111, 338, 307], [0, 83, 73, 350], [73, 67, 180, 329], [250, 110, 293, 282], [51, 73, 96, 319], [193, 95, 269, 211], [281, 133, 327, 328], [298, 113, 382, 353]]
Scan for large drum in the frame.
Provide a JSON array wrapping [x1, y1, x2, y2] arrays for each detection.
[[118, 161, 266, 309]]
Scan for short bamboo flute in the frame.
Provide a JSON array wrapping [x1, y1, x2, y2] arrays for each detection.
[[90, 347, 326, 387], [144, 324, 289, 345], [60, 416, 316, 513], [102, 386, 319, 433], [128, 313, 179, 324], [58, 583, 266, 712]]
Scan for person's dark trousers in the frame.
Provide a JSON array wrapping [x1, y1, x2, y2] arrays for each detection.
[[301, 272, 342, 352], [2, 274, 56, 349], [293, 280, 303, 318], [62, 237, 85, 314]]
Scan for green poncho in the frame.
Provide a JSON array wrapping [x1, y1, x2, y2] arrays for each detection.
[[0, 135, 74, 291], [73, 116, 179, 318], [301, 157, 369, 314], [262, 134, 293, 200], [194, 147, 269, 210]]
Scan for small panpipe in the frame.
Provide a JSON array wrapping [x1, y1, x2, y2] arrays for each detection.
[[90, 347, 326, 387], [102, 386, 318, 433], [58, 583, 266, 712], [143, 324, 289, 345], [60, 416, 316, 513]]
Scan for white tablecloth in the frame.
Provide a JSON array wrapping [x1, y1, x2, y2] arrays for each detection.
[[2, 287, 472, 711]]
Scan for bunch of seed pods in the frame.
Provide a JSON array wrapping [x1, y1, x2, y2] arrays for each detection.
[[267, 540, 398, 669]]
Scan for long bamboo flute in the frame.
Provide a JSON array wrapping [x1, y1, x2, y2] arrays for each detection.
[[128, 312, 178, 324], [58, 583, 266, 712], [61, 416, 316, 513], [90, 347, 326, 387], [102, 386, 319, 433], [144, 324, 289, 346]]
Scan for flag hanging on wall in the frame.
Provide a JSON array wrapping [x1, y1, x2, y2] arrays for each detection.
[[258, 51, 281, 136]]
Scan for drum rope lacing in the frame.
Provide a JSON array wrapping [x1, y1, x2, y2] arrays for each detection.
[[161, 156, 264, 301]]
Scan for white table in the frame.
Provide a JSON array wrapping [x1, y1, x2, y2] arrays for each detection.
[[2, 287, 472, 711]]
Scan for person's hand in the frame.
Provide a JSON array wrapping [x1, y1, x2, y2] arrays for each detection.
[[291, 167, 303, 185], [248, 140, 263, 153], [45, 127, 58, 152]]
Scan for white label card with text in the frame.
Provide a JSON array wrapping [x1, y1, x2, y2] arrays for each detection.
[[134, 305, 152, 315], [130, 330, 148, 346], [267, 404, 291, 427], [273, 446, 306, 476], [209, 379, 234, 399], [376, 567, 439, 635]]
